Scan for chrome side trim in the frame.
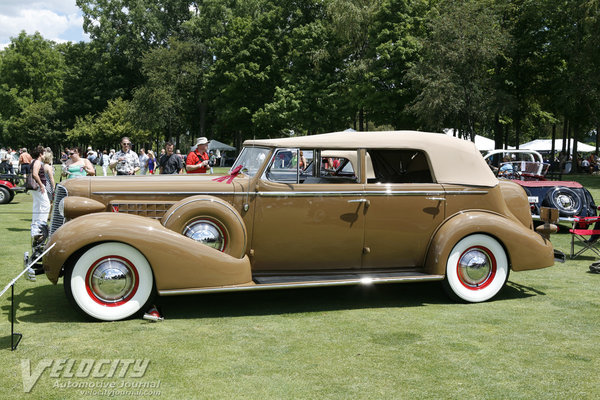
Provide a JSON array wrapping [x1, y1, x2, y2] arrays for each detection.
[[92, 191, 238, 196], [258, 190, 488, 197], [158, 274, 445, 296], [92, 190, 488, 197], [444, 190, 489, 195]]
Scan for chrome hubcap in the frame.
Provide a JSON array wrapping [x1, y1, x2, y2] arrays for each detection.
[[89, 258, 136, 303], [183, 219, 225, 251], [457, 248, 494, 287], [556, 194, 575, 210]]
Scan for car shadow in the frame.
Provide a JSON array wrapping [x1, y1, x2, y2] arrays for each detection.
[[158, 280, 541, 320], [159, 283, 447, 320], [4, 280, 543, 323]]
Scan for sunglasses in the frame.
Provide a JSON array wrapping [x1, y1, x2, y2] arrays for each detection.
[[69, 152, 75, 155], [122, 142, 131, 146]]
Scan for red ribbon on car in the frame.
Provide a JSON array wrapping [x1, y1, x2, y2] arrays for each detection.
[[212, 165, 243, 184]]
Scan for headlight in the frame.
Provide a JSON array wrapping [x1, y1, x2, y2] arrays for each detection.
[[58, 198, 65, 217]]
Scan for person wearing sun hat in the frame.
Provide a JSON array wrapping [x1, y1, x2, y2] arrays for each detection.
[[186, 137, 211, 174]]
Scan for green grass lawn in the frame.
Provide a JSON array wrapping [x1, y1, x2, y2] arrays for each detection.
[[1, 174, 600, 399]]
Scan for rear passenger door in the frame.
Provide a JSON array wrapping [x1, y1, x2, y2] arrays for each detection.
[[362, 149, 445, 268]]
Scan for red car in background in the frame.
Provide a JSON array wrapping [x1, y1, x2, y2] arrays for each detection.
[[0, 174, 26, 204]]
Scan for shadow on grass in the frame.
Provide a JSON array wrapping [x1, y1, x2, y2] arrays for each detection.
[[158, 280, 542, 320], [1, 284, 80, 325], [2, 279, 544, 324], [6, 227, 29, 232], [0, 335, 13, 349], [502, 281, 545, 299]]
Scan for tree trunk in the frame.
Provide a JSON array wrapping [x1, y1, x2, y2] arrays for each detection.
[[567, 123, 572, 157], [358, 108, 364, 132], [594, 125, 600, 156], [494, 113, 503, 150], [571, 124, 578, 173], [562, 119, 568, 153], [235, 131, 243, 152], [514, 115, 521, 150], [551, 124, 556, 160]]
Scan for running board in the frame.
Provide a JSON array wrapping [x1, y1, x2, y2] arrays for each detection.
[[158, 272, 444, 296]]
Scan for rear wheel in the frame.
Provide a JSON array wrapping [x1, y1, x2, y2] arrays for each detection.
[[64, 242, 154, 321], [0, 186, 10, 204], [443, 234, 509, 303]]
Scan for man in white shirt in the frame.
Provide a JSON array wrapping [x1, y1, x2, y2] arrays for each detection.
[[109, 137, 140, 175], [139, 148, 149, 175]]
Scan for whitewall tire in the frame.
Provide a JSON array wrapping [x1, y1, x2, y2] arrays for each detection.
[[65, 242, 154, 321], [443, 234, 509, 303]]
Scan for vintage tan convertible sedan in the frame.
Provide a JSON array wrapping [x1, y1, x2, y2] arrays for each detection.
[[37, 131, 555, 321]]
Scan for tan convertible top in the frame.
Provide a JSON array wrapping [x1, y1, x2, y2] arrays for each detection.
[[244, 130, 498, 187]]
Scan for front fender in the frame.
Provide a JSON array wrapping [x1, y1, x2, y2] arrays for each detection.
[[424, 211, 554, 275], [43, 213, 252, 291]]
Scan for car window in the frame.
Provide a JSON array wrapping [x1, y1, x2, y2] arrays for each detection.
[[366, 149, 433, 183], [232, 147, 271, 177], [301, 150, 359, 184], [266, 148, 300, 183]]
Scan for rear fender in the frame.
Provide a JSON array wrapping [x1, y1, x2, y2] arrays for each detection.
[[424, 211, 554, 275], [43, 213, 252, 291]]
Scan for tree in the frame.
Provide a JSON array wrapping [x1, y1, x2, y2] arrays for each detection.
[[66, 98, 151, 149], [77, 0, 194, 96], [0, 32, 66, 147], [366, 0, 429, 129], [407, 0, 508, 139], [131, 37, 210, 149]]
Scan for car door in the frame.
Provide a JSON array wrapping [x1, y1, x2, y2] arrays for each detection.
[[362, 149, 446, 268], [250, 148, 365, 271]]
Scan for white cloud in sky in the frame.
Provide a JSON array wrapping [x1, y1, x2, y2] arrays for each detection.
[[0, 0, 88, 49]]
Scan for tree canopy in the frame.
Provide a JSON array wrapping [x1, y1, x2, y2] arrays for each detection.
[[1, 0, 599, 159]]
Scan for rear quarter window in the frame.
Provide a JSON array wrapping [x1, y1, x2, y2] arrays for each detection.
[[367, 150, 434, 183]]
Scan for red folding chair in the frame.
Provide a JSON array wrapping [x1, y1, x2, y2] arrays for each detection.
[[569, 216, 600, 259]]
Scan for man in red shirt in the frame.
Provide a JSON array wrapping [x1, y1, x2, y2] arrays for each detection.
[[186, 137, 211, 174]]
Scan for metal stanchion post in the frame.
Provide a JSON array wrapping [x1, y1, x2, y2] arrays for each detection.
[[0, 242, 55, 351], [11, 283, 22, 351]]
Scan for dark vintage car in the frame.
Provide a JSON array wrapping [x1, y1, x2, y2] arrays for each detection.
[[484, 150, 597, 222], [33, 131, 556, 321]]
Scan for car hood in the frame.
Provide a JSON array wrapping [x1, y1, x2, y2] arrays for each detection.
[[59, 174, 243, 199]]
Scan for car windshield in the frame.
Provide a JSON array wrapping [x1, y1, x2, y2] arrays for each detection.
[[231, 146, 271, 177]]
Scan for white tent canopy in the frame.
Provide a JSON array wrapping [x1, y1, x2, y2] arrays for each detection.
[[190, 140, 236, 153], [519, 139, 596, 153], [443, 129, 504, 151], [208, 140, 236, 151]]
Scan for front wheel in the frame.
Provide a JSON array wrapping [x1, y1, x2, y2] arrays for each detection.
[[443, 234, 509, 303], [0, 186, 10, 204], [64, 242, 154, 321]]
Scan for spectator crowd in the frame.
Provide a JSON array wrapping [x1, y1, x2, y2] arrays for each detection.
[[1, 136, 232, 281]]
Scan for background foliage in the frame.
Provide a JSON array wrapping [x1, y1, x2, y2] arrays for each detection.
[[1, 0, 599, 156]]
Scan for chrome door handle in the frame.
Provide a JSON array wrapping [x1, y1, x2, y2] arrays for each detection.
[[426, 197, 445, 201], [348, 199, 370, 207]]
